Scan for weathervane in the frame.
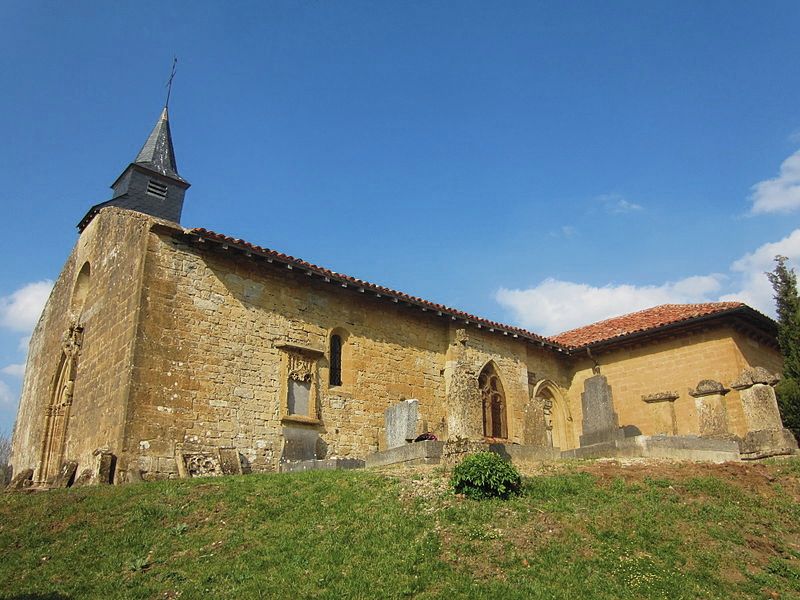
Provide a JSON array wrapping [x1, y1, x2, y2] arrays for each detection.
[[165, 56, 178, 108]]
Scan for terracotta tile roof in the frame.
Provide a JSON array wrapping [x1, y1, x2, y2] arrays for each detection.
[[550, 302, 747, 348], [188, 228, 565, 351]]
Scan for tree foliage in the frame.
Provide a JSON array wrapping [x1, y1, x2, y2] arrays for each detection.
[[767, 255, 800, 436]]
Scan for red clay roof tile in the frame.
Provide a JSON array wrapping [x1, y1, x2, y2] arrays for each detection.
[[550, 302, 746, 348]]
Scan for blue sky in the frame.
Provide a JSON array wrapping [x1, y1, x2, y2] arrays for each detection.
[[1, 2, 800, 430]]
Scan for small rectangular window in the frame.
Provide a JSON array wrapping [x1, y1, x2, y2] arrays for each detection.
[[146, 180, 168, 199], [329, 335, 342, 386]]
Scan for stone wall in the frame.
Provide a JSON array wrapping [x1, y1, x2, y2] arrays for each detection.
[[10, 209, 153, 482], [123, 222, 568, 478], [124, 228, 453, 478]]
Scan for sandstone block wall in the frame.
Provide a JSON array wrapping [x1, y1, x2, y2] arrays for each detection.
[[124, 223, 567, 478], [11, 209, 153, 481], [125, 229, 452, 478], [565, 326, 783, 439]]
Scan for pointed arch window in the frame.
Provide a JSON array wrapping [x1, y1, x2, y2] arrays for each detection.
[[479, 363, 507, 439], [329, 334, 342, 387]]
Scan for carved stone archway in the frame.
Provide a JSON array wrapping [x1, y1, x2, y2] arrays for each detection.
[[38, 323, 83, 483], [533, 380, 574, 450]]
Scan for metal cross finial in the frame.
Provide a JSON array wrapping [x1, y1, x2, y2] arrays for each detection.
[[165, 57, 178, 108]]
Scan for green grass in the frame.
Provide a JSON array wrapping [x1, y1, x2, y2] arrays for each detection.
[[1, 460, 799, 599]]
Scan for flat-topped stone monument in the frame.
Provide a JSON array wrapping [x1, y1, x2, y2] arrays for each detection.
[[731, 367, 798, 459], [579, 374, 623, 447], [384, 399, 419, 449], [690, 380, 731, 438]]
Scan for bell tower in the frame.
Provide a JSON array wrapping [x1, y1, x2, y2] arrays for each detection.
[[77, 106, 191, 231]]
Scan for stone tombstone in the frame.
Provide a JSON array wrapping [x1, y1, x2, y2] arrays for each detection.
[[93, 448, 116, 484], [731, 367, 783, 432], [689, 380, 730, 437], [384, 399, 419, 449], [73, 469, 93, 487], [51, 461, 78, 488], [5, 468, 33, 491], [280, 426, 319, 463], [218, 447, 243, 475], [579, 374, 623, 447]]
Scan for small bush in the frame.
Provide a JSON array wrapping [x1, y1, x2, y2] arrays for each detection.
[[451, 452, 522, 500]]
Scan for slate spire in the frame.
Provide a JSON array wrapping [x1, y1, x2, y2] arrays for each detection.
[[133, 107, 185, 182], [77, 105, 191, 232]]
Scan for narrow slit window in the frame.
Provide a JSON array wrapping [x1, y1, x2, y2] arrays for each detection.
[[329, 334, 342, 386], [146, 179, 168, 199]]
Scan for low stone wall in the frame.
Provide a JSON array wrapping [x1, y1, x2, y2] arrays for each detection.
[[562, 435, 740, 463], [366, 441, 445, 468]]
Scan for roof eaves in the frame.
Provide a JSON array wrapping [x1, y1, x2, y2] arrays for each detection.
[[76, 197, 123, 232], [186, 227, 569, 353]]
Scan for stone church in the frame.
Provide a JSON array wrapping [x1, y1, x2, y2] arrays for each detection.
[[9, 105, 798, 486]]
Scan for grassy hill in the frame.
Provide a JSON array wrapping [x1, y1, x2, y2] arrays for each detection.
[[1, 459, 799, 599]]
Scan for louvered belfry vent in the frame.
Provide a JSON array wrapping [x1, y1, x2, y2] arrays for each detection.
[[146, 179, 168, 199]]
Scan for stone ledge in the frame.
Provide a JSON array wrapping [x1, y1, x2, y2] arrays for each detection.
[[738, 428, 799, 460], [488, 443, 561, 463], [561, 435, 740, 463], [281, 415, 323, 427], [689, 380, 729, 398], [275, 343, 325, 356], [642, 391, 679, 403], [366, 440, 445, 468], [280, 458, 365, 473]]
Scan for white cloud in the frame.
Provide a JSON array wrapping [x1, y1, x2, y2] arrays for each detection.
[[750, 150, 800, 214], [0, 280, 53, 333], [496, 274, 724, 335], [0, 380, 15, 407], [719, 229, 800, 313], [16, 336, 30, 354], [549, 225, 578, 239], [496, 227, 800, 335], [598, 193, 643, 214], [1, 364, 25, 378]]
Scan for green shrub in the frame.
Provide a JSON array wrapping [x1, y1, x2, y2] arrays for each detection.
[[451, 452, 522, 500]]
